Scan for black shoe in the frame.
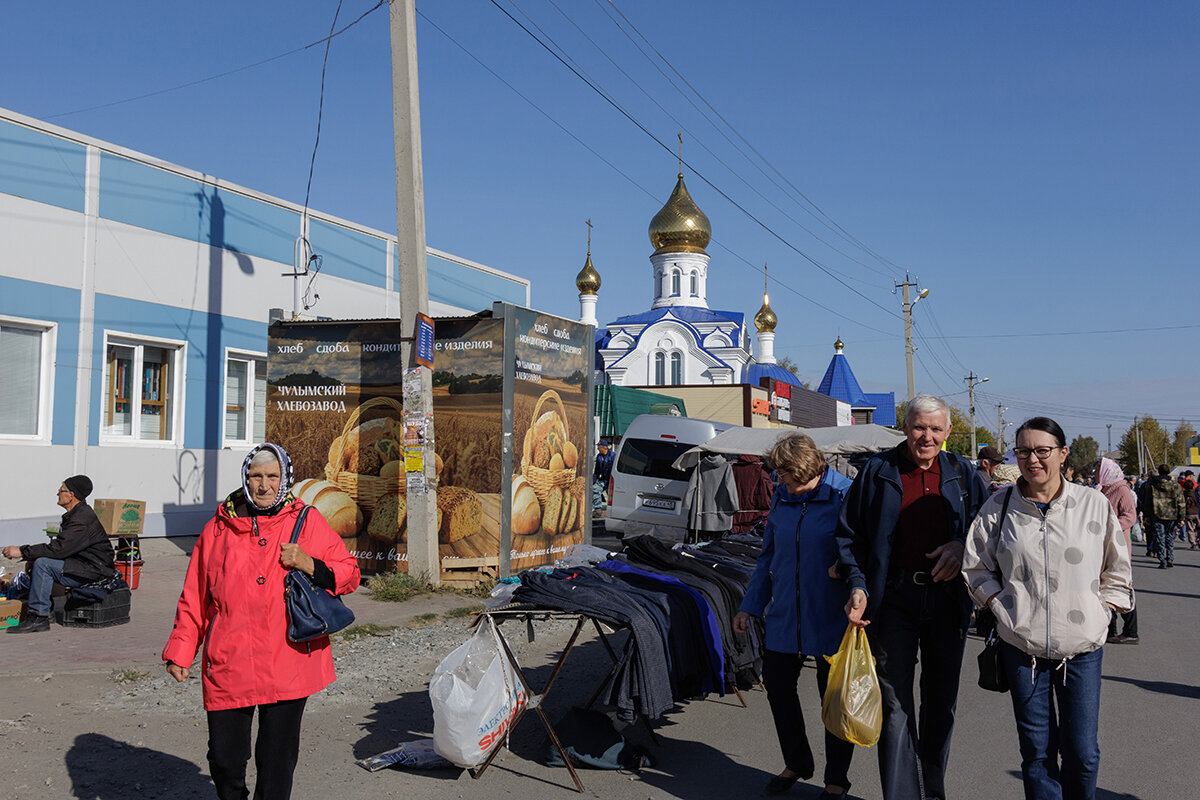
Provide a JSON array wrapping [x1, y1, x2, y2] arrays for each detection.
[[818, 790, 849, 800], [1167, 560, 1175, 567], [1158, 563, 1168, 569], [764, 774, 801, 795], [7, 614, 50, 634], [1110, 635, 1140, 645]]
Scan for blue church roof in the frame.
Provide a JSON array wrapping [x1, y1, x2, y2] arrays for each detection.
[[863, 392, 897, 426], [817, 353, 871, 407], [745, 362, 804, 388], [608, 306, 744, 328]]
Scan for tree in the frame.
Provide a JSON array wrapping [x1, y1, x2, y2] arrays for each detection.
[[776, 356, 811, 389], [1169, 419, 1197, 466], [1116, 416, 1170, 476], [1067, 435, 1099, 474], [895, 400, 995, 456]]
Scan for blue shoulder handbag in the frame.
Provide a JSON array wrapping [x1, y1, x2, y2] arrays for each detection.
[[281, 506, 355, 643]]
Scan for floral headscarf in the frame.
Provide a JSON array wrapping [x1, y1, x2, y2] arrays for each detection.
[[225, 442, 295, 516]]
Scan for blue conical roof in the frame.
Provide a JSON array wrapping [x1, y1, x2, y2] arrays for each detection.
[[817, 351, 870, 407]]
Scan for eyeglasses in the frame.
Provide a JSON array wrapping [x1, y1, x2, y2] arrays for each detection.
[[1014, 447, 1060, 461], [57, 489, 71, 495]]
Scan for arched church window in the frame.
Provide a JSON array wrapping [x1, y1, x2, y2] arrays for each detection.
[[654, 352, 666, 385], [670, 352, 682, 385], [671, 270, 681, 296], [690, 272, 698, 296]]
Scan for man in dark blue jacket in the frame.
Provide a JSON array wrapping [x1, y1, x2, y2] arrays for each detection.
[[836, 396, 988, 800]]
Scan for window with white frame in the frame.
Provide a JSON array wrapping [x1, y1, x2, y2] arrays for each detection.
[[0, 317, 55, 439], [689, 272, 698, 296], [654, 352, 666, 385], [671, 270, 681, 296], [225, 351, 267, 446], [670, 352, 683, 385], [102, 333, 184, 443]]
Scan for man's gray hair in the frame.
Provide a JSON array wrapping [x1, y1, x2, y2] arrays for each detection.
[[904, 394, 950, 427], [249, 448, 281, 468]]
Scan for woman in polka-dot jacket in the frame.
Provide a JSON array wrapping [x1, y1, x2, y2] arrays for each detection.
[[963, 417, 1132, 800]]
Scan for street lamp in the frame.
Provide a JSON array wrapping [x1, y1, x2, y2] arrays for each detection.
[[896, 273, 929, 401], [966, 373, 989, 454]]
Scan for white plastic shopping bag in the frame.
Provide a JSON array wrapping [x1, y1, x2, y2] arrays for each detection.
[[430, 616, 527, 768]]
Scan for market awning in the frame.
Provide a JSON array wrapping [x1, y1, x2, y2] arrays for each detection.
[[594, 385, 687, 439], [672, 423, 904, 470]]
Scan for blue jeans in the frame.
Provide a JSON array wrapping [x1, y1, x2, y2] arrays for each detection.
[[1151, 521, 1174, 565], [867, 579, 968, 800], [27, 558, 82, 616], [1000, 640, 1103, 800]]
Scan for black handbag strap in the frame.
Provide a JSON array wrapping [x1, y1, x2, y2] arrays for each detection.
[[288, 505, 311, 546], [996, 486, 1014, 535]]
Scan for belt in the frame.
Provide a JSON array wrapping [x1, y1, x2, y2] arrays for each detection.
[[894, 570, 933, 586]]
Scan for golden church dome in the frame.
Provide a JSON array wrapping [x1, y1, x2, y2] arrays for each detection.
[[755, 294, 777, 333], [648, 174, 711, 255], [576, 252, 601, 294], [834, 335, 844, 352]]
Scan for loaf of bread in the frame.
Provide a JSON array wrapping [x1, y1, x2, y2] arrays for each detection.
[[563, 441, 578, 470], [437, 486, 482, 543], [542, 487, 563, 535], [511, 476, 541, 536], [340, 417, 403, 473], [294, 478, 363, 537], [367, 494, 407, 543]]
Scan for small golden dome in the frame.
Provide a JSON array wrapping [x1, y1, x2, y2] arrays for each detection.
[[834, 336, 844, 352], [648, 174, 711, 255], [576, 252, 601, 294], [755, 293, 777, 333]]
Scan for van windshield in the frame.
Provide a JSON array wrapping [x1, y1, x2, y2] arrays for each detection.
[[616, 438, 693, 482]]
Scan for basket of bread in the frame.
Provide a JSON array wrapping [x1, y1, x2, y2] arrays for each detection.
[[324, 397, 405, 512], [512, 474, 587, 537], [520, 390, 578, 502]]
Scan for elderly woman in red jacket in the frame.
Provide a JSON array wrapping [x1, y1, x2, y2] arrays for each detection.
[[163, 443, 360, 800]]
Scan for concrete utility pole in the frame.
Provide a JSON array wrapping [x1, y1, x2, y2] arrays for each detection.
[[895, 273, 929, 402], [391, 0, 438, 585], [965, 372, 989, 455], [1107, 423, 1113, 454], [997, 404, 1007, 452]]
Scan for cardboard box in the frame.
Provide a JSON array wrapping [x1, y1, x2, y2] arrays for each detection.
[[93, 498, 146, 538], [0, 598, 25, 626]]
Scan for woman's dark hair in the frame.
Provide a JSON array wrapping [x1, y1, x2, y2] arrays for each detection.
[[1014, 416, 1067, 448]]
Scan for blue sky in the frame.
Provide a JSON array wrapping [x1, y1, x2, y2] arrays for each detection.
[[4, 1, 1197, 450]]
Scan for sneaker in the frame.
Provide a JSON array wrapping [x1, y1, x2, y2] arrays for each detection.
[[1157, 563, 1168, 569], [1110, 635, 1140, 645], [6, 614, 50, 634], [1167, 560, 1175, 568]]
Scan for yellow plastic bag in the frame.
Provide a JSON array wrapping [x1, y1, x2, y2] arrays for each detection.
[[821, 624, 882, 747]]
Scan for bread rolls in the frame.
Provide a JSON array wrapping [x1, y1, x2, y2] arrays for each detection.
[[511, 476, 541, 535], [293, 479, 363, 537]]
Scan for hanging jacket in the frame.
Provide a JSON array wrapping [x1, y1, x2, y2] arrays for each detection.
[[685, 454, 739, 533], [730, 456, 774, 533], [162, 498, 360, 711], [963, 482, 1133, 661], [740, 468, 852, 657]]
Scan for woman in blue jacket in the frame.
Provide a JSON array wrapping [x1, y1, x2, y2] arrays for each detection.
[[733, 433, 855, 800]]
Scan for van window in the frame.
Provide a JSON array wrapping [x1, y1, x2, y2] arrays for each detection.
[[616, 438, 693, 482]]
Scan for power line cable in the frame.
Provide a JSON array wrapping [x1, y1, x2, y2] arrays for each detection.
[[417, 9, 894, 338], [487, 0, 904, 321], [45, 0, 387, 120], [601, 0, 909, 281]]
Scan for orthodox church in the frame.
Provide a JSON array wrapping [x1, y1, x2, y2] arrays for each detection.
[[579, 168, 802, 390]]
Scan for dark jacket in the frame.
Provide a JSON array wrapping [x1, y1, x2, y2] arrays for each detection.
[[594, 449, 614, 485], [20, 503, 116, 582], [741, 468, 853, 657], [836, 445, 988, 629]]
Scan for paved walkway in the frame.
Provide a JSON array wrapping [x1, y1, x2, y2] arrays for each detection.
[[0, 537, 480, 677]]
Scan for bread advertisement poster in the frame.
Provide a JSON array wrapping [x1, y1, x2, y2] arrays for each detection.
[[505, 305, 593, 572], [265, 321, 407, 574]]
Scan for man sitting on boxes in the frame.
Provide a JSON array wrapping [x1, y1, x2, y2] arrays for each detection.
[[2, 475, 116, 634]]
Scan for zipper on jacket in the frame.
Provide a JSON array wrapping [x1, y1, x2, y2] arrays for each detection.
[[203, 607, 219, 677], [1040, 511, 1051, 659], [794, 503, 808, 652]]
